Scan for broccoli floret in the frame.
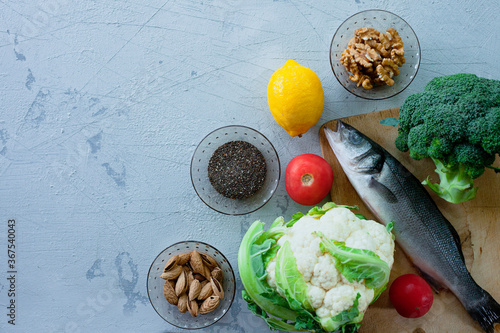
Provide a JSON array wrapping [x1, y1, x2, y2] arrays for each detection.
[[394, 128, 409, 152], [407, 124, 431, 160], [396, 73, 500, 203], [428, 137, 454, 160], [468, 107, 500, 154]]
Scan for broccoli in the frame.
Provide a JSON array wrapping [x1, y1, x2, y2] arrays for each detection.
[[395, 73, 500, 203]]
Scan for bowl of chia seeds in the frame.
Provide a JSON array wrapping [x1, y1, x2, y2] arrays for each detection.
[[191, 125, 280, 215]]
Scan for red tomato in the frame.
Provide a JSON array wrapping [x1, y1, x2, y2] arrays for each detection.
[[285, 154, 334, 206], [389, 274, 434, 318]]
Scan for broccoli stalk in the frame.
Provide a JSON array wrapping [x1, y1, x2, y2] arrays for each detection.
[[422, 158, 478, 203], [394, 73, 500, 203]]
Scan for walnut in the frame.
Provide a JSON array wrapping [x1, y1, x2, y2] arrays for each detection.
[[349, 70, 372, 89], [366, 39, 390, 58], [353, 43, 381, 66], [347, 36, 359, 46], [376, 58, 403, 86], [378, 32, 392, 50], [360, 75, 373, 89], [355, 27, 380, 41], [349, 68, 361, 82], [376, 64, 395, 86], [391, 43, 405, 66], [382, 58, 400, 76], [386, 28, 402, 43], [386, 28, 405, 66], [340, 26, 405, 90]]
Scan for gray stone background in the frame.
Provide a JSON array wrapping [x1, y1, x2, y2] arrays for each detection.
[[0, 0, 498, 332]]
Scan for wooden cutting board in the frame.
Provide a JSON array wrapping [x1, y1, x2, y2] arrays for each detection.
[[319, 108, 500, 333]]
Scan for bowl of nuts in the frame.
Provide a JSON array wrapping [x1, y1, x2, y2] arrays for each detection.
[[147, 241, 236, 329], [330, 9, 420, 100]]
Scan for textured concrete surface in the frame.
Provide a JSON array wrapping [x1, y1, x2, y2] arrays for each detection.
[[0, 0, 498, 332]]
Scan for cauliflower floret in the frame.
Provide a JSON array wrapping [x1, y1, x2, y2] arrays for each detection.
[[292, 244, 320, 282], [316, 282, 375, 318], [362, 219, 395, 267], [315, 305, 331, 319], [353, 284, 375, 313], [318, 284, 357, 317], [279, 216, 322, 282], [318, 207, 361, 241], [310, 254, 339, 290], [308, 285, 326, 309], [338, 274, 376, 313], [345, 229, 377, 253]]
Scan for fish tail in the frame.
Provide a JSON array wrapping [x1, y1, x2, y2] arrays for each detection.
[[466, 290, 500, 333]]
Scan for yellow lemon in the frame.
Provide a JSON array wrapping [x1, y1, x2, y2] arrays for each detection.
[[267, 59, 324, 137]]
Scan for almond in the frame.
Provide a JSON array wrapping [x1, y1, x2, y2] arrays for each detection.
[[185, 261, 194, 272], [168, 279, 175, 289], [199, 296, 220, 314], [187, 299, 199, 317], [211, 267, 223, 282], [190, 250, 204, 275], [175, 270, 187, 296], [188, 279, 201, 301], [202, 264, 212, 281], [178, 293, 188, 313], [163, 280, 178, 305], [199, 253, 218, 269], [187, 270, 195, 287], [198, 281, 213, 300], [160, 265, 182, 280], [178, 252, 191, 266], [211, 277, 224, 300], [163, 254, 179, 272]]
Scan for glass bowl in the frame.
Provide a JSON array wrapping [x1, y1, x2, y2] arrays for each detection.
[[191, 125, 280, 215], [330, 9, 420, 100], [147, 241, 236, 329]]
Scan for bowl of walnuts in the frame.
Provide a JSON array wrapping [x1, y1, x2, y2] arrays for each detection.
[[147, 241, 236, 329], [330, 9, 421, 100]]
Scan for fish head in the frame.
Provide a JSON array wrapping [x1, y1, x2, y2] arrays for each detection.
[[324, 120, 384, 175]]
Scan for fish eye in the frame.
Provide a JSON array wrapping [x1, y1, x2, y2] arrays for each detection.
[[349, 132, 363, 145]]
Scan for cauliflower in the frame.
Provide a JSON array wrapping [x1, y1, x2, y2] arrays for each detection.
[[265, 206, 394, 321], [239, 203, 395, 333]]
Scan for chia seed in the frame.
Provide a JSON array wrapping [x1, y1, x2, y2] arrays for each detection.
[[208, 140, 267, 199]]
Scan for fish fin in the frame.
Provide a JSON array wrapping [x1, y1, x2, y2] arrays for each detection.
[[417, 270, 444, 294], [368, 176, 398, 203], [465, 290, 500, 333]]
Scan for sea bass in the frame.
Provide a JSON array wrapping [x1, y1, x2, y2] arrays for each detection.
[[324, 120, 500, 333]]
